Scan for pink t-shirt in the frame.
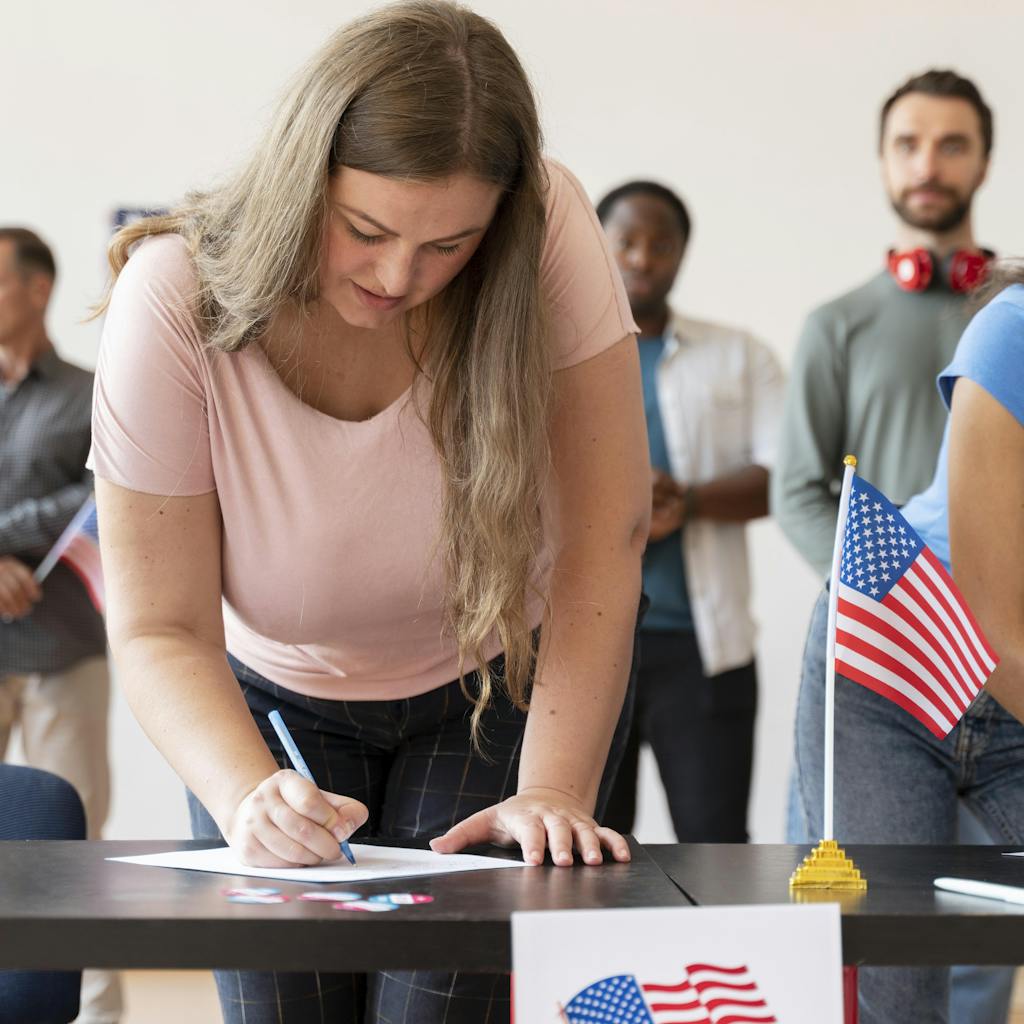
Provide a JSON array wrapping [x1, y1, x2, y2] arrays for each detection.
[[89, 159, 636, 700]]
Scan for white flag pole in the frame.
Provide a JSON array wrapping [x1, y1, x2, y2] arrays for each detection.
[[33, 494, 96, 585], [823, 455, 857, 841]]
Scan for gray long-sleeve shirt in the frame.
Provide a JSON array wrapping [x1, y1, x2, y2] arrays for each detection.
[[0, 347, 105, 674], [771, 271, 970, 578]]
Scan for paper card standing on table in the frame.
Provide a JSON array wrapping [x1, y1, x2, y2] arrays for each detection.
[[512, 903, 843, 1023]]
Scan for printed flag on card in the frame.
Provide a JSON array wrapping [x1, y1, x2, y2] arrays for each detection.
[[835, 476, 997, 737], [514, 904, 842, 1024], [562, 963, 776, 1023], [34, 495, 104, 614]]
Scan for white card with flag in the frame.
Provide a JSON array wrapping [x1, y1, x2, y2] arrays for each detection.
[[513, 903, 842, 1023]]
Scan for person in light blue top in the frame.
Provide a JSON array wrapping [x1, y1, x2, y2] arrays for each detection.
[[902, 282, 1024, 560], [795, 276, 1024, 1024]]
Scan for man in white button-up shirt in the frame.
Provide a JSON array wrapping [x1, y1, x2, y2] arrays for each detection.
[[597, 182, 784, 842]]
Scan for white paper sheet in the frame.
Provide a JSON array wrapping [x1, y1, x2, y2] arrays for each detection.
[[108, 844, 525, 884], [513, 903, 844, 1024]]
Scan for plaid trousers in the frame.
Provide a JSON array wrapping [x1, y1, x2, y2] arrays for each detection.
[[189, 624, 641, 1024]]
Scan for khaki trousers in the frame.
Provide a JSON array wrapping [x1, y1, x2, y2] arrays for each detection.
[[0, 655, 123, 1023]]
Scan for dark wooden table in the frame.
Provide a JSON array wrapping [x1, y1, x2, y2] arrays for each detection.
[[7, 840, 1022, 973], [647, 843, 1024, 966], [0, 839, 686, 971]]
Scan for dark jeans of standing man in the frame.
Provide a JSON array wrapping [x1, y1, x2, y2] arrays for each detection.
[[603, 629, 757, 842]]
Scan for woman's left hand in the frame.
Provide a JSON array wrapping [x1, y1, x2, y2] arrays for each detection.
[[429, 786, 631, 866]]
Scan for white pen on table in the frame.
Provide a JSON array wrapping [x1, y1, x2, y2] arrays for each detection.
[[933, 877, 1024, 906]]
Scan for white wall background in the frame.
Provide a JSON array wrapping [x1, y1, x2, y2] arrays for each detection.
[[3, 0, 1023, 845]]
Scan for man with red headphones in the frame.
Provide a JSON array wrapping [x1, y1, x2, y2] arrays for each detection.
[[775, 69, 993, 580], [774, 71, 1006, 1024]]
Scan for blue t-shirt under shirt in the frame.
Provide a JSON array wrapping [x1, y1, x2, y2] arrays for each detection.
[[902, 285, 1024, 570], [638, 335, 692, 632]]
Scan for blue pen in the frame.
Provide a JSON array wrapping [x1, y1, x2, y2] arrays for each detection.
[[268, 709, 356, 865]]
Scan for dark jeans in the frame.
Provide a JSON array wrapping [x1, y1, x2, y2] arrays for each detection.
[[603, 629, 756, 843], [793, 587, 1024, 1023], [189, 605, 642, 1024]]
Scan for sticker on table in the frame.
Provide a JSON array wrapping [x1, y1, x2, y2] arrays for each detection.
[[335, 899, 398, 912], [368, 893, 434, 905], [299, 891, 362, 903], [223, 887, 281, 898]]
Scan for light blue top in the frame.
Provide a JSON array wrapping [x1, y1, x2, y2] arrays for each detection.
[[638, 335, 692, 632], [902, 285, 1024, 571]]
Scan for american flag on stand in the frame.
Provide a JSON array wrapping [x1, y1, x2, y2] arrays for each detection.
[[562, 963, 776, 1024], [34, 495, 104, 614], [835, 477, 997, 738]]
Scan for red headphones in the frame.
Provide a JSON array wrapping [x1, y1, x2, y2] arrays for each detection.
[[887, 247, 993, 294]]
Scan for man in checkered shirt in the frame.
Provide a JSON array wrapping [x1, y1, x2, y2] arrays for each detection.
[[0, 227, 121, 1022]]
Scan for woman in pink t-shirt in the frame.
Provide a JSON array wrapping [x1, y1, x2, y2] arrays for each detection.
[[91, 3, 648, 1021]]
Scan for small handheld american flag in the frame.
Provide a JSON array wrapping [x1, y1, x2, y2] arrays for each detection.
[[33, 495, 104, 614], [835, 475, 998, 738]]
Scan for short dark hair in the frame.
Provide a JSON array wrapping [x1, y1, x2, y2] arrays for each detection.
[[595, 181, 691, 245], [0, 227, 57, 281], [880, 69, 993, 156]]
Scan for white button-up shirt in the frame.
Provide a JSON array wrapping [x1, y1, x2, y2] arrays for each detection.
[[654, 312, 784, 675]]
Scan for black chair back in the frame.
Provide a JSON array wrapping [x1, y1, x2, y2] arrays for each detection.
[[0, 764, 85, 1023]]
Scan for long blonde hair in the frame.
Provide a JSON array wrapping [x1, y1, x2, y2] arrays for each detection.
[[99, 1, 550, 736]]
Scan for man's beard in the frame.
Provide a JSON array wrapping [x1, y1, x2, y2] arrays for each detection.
[[890, 183, 973, 234]]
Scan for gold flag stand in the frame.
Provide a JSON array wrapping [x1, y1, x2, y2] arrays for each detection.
[[789, 839, 867, 891], [790, 454, 869, 894]]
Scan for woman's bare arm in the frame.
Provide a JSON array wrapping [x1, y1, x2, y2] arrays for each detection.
[[97, 479, 366, 863], [948, 378, 1024, 721], [432, 335, 649, 864], [519, 334, 649, 812]]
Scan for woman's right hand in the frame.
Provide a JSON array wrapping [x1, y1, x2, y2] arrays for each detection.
[[224, 769, 368, 867]]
